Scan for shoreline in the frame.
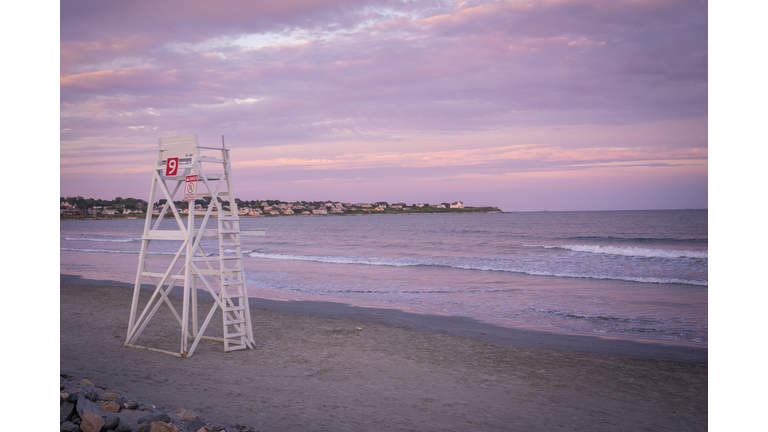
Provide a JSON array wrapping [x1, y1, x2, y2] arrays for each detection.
[[59, 210, 507, 220], [61, 274, 707, 362], [59, 209, 708, 221]]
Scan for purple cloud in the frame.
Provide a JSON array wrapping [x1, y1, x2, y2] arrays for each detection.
[[60, 0, 707, 210]]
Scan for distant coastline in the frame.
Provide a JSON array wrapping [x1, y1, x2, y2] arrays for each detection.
[[60, 196, 503, 219], [60, 209, 504, 220]]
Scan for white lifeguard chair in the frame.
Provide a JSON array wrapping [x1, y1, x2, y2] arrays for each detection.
[[125, 134, 264, 357]]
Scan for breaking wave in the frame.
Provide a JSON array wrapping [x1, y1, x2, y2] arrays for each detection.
[[526, 244, 708, 259], [64, 237, 141, 243], [566, 236, 707, 244], [60, 247, 140, 254], [247, 252, 707, 286], [531, 307, 657, 324]]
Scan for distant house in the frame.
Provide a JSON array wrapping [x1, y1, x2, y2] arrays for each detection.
[[375, 206, 386, 211], [62, 208, 83, 216], [329, 203, 345, 213], [61, 202, 79, 215], [435, 204, 446, 209], [312, 209, 327, 215], [450, 201, 464, 209]]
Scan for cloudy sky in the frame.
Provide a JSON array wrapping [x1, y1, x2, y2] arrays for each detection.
[[60, 0, 708, 211]]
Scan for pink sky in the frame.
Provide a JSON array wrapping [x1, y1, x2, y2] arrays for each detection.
[[60, 0, 707, 211]]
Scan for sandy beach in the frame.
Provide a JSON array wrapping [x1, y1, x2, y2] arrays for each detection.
[[60, 281, 707, 431]]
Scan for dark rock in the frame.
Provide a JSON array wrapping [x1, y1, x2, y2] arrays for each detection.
[[77, 394, 99, 418], [138, 414, 171, 424], [60, 376, 251, 432], [187, 420, 206, 430], [61, 421, 78, 432], [75, 394, 121, 431], [103, 414, 120, 430], [61, 401, 76, 423]]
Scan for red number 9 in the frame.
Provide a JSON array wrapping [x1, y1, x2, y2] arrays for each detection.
[[165, 157, 178, 176]]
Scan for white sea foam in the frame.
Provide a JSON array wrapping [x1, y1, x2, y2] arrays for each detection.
[[248, 252, 708, 286], [222, 249, 253, 255], [248, 252, 418, 267], [62, 247, 250, 257], [64, 237, 141, 243], [60, 247, 140, 254], [526, 244, 708, 259]]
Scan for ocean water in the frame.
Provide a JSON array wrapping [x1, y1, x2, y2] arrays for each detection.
[[60, 210, 708, 344]]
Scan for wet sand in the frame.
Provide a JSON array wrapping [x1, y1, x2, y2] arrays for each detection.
[[60, 281, 707, 431]]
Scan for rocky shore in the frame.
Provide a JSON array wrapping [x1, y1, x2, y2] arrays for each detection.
[[60, 374, 255, 432]]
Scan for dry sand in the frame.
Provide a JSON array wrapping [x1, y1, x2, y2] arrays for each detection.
[[60, 283, 707, 431]]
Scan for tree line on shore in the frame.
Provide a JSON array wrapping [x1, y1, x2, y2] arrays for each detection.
[[61, 196, 499, 216]]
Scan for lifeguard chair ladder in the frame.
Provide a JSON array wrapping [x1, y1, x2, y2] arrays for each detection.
[[125, 134, 265, 357]]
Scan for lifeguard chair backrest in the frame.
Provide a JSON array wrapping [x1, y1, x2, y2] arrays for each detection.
[[157, 134, 200, 161]]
